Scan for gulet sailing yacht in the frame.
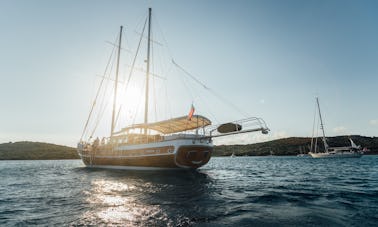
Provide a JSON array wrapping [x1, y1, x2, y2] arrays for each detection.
[[77, 8, 269, 169]]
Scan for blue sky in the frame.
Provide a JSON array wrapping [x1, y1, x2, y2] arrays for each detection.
[[0, 0, 377, 146]]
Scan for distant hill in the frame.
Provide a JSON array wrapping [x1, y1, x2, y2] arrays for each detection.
[[0, 141, 79, 160], [214, 135, 378, 157]]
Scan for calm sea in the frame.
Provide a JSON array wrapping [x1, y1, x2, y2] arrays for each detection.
[[0, 156, 377, 226]]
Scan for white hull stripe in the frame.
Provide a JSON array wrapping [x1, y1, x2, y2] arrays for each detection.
[[79, 152, 173, 159], [84, 164, 186, 170]]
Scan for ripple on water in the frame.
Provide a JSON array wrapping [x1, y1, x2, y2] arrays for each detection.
[[0, 156, 378, 226]]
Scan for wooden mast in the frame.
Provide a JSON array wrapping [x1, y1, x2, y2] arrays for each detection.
[[144, 8, 152, 134], [111, 26, 123, 136]]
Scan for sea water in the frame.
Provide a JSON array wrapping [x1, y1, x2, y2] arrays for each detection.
[[0, 156, 377, 226]]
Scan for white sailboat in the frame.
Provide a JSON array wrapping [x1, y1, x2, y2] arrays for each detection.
[[77, 8, 269, 170], [308, 97, 363, 158]]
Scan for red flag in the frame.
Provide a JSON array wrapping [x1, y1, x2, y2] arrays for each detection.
[[187, 104, 195, 120]]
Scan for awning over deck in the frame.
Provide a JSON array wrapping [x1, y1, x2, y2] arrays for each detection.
[[117, 115, 211, 134]]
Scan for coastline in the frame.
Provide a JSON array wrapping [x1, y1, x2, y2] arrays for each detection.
[[1, 135, 376, 160]]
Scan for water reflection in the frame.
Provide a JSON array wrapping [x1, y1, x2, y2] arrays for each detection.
[[78, 169, 214, 226]]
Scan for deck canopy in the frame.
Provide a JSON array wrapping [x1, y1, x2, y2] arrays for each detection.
[[117, 115, 211, 135]]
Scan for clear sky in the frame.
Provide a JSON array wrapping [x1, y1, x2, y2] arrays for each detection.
[[0, 0, 377, 146]]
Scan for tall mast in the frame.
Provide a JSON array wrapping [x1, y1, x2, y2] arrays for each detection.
[[316, 97, 328, 150], [111, 26, 123, 136], [310, 100, 317, 153], [144, 8, 152, 134]]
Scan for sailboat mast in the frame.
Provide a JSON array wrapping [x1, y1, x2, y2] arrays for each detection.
[[111, 26, 123, 136], [316, 97, 328, 150], [144, 8, 152, 134]]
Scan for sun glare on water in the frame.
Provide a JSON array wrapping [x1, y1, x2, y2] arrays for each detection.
[[81, 179, 165, 225]]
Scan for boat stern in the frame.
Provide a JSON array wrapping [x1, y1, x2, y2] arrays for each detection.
[[174, 145, 213, 169]]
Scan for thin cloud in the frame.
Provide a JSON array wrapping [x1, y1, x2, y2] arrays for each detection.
[[333, 126, 347, 134], [369, 119, 378, 126]]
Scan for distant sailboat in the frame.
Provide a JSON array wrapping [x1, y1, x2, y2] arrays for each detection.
[[297, 146, 309, 157], [77, 8, 269, 170], [308, 97, 363, 158]]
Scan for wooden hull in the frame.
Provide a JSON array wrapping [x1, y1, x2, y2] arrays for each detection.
[[78, 139, 213, 170]]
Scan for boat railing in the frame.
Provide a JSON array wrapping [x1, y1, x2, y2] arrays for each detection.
[[80, 117, 268, 149], [109, 134, 164, 145], [163, 133, 208, 141], [104, 133, 202, 145], [206, 117, 269, 138]]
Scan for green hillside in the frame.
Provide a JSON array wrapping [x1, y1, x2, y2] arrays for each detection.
[[0, 141, 79, 160], [214, 135, 378, 156]]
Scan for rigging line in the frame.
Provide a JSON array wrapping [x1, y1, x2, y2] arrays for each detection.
[[114, 106, 122, 130], [89, 82, 112, 138], [190, 80, 219, 123], [114, 23, 148, 132], [114, 88, 125, 131], [176, 66, 217, 123], [110, 26, 123, 136], [173, 64, 218, 122], [90, 50, 117, 135], [153, 13, 228, 121], [133, 9, 149, 36], [123, 17, 148, 101], [310, 98, 317, 152], [182, 71, 219, 123], [151, 25, 173, 121], [80, 36, 118, 141], [105, 41, 132, 53], [172, 60, 208, 89], [153, 13, 174, 61], [90, 98, 110, 138], [315, 110, 319, 153], [174, 63, 195, 101], [89, 43, 119, 138], [134, 31, 163, 46], [90, 74, 115, 138], [127, 15, 149, 127], [111, 19, 148, 131], [151, 31, 158, 122], [211, 89, 249, 118], [173, 63, 217, 121], [163, 76, 172, 119], [172, 60, 249, 118], [153, 13, 247, 119], [161, 51, 174, 120], [152, 66, 158, 122], [132, 79, 146, 125], [122, 26, 132, 54]]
